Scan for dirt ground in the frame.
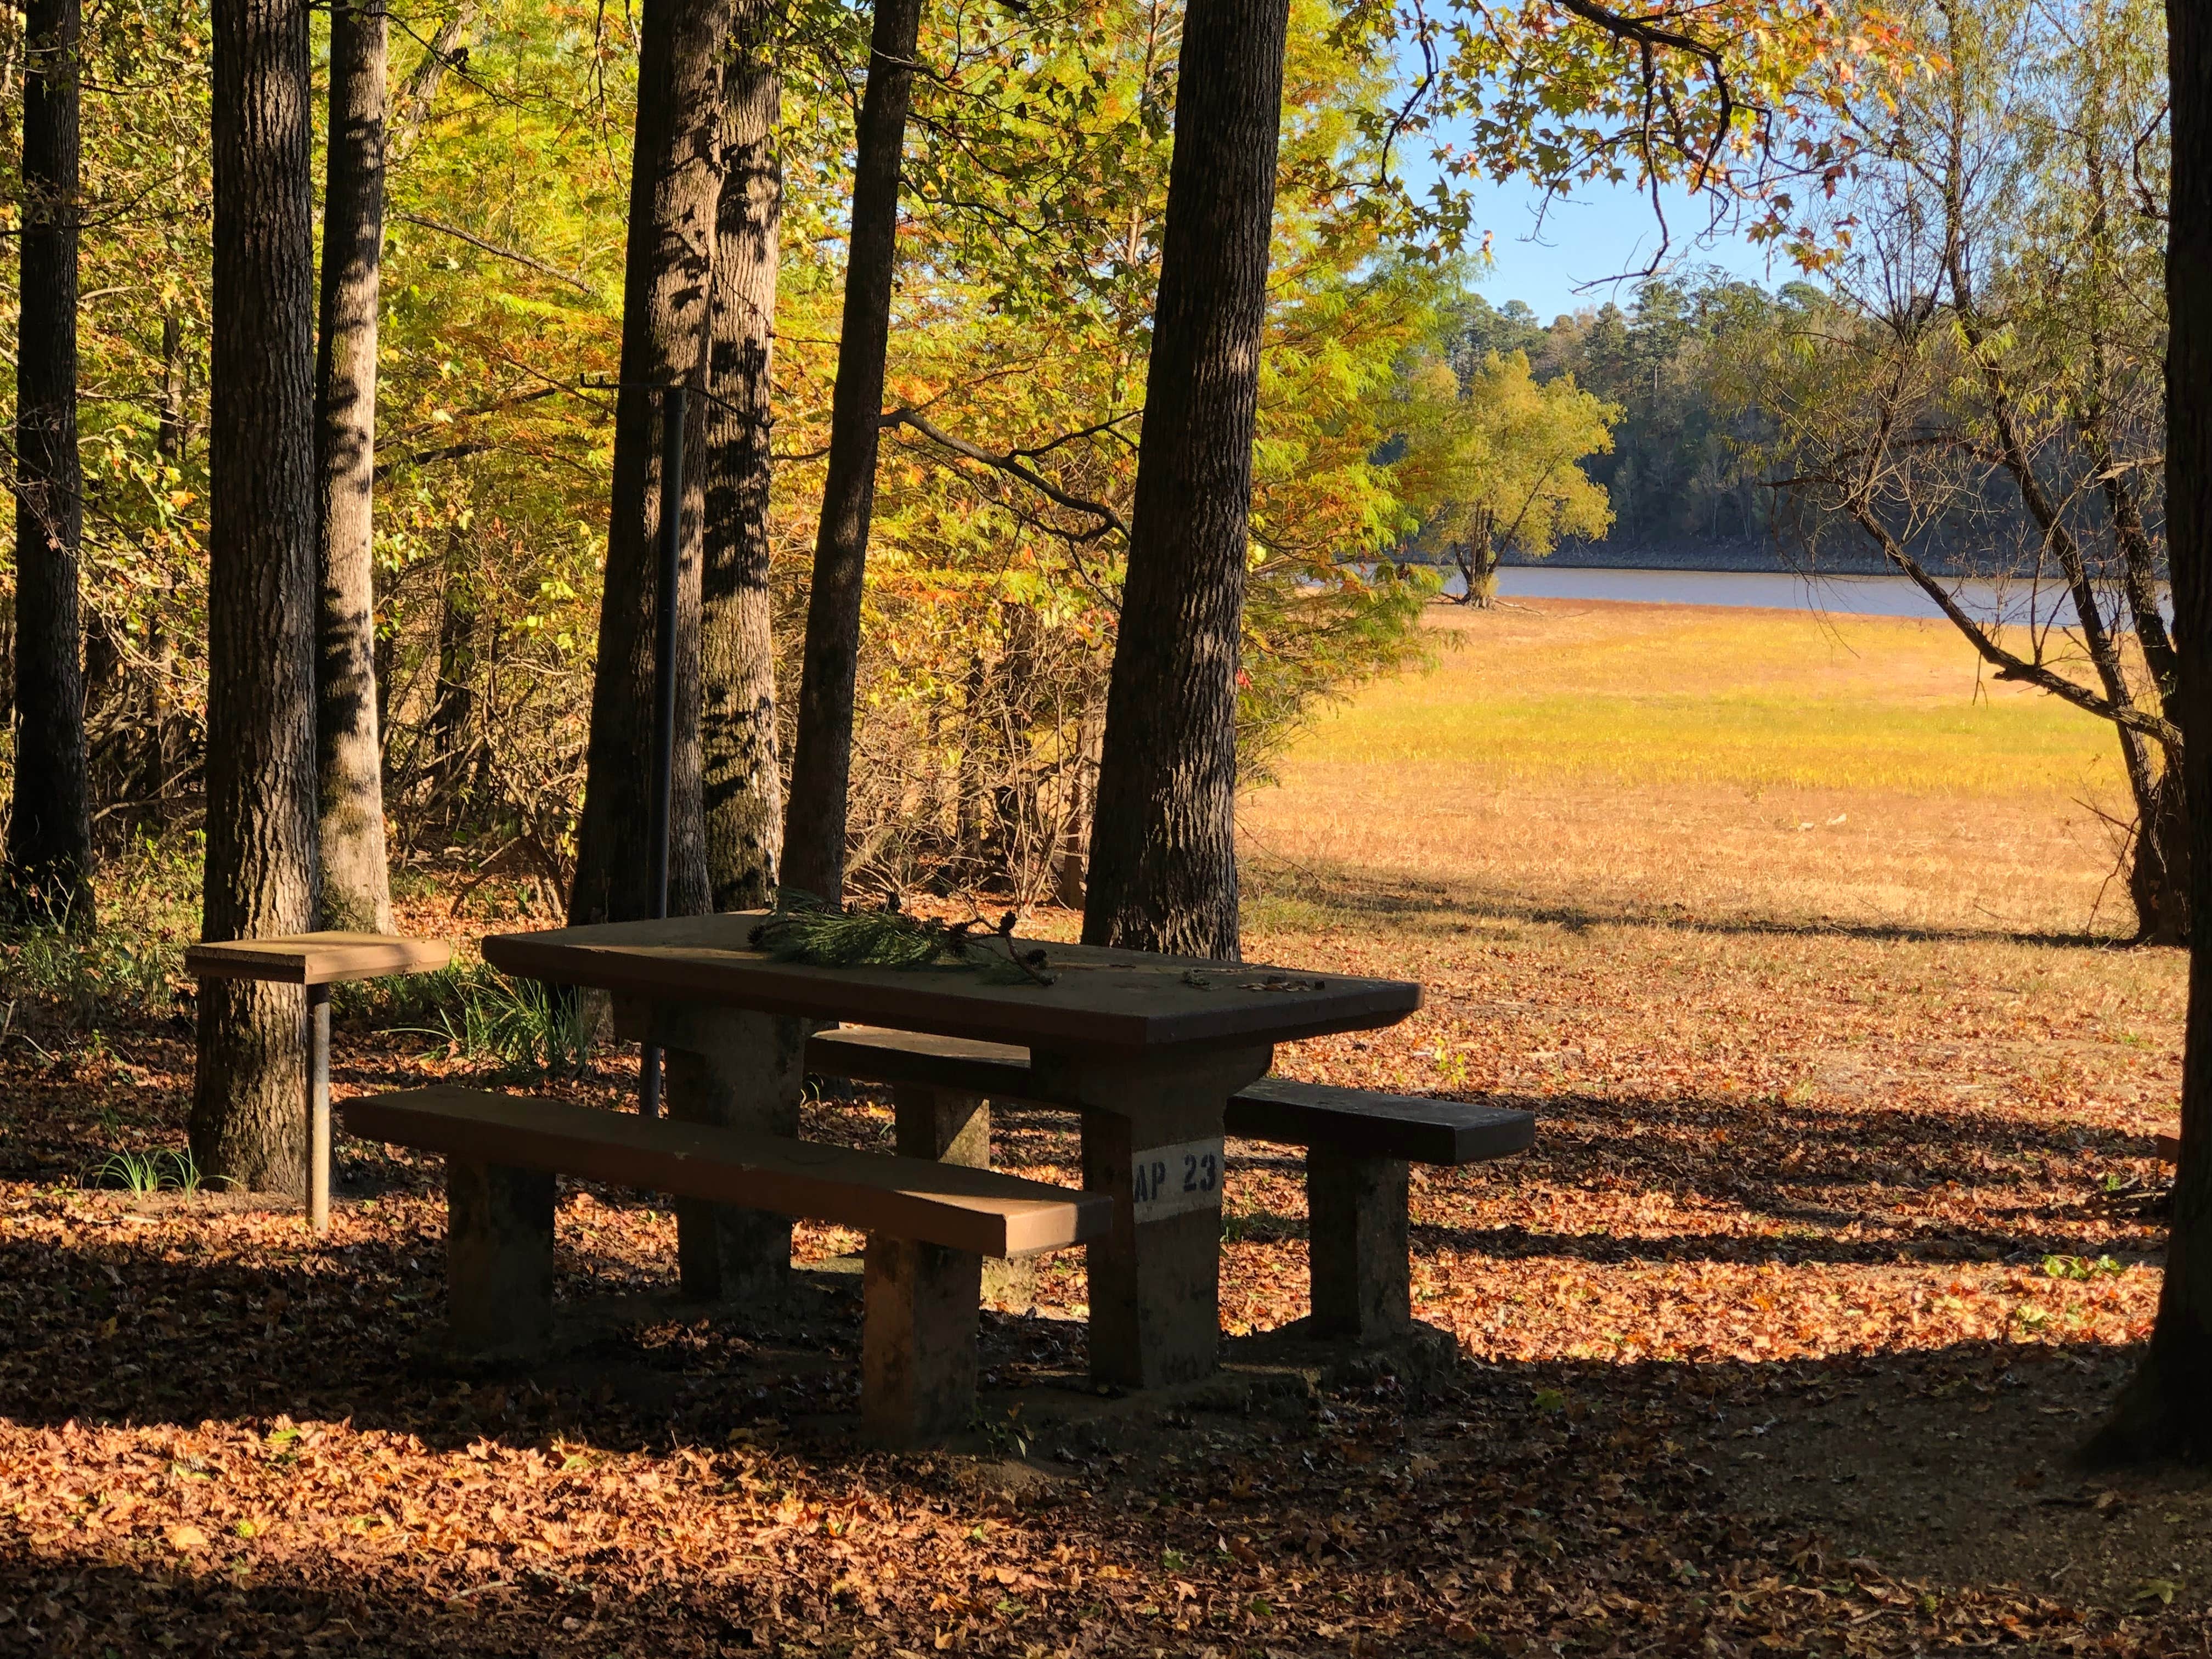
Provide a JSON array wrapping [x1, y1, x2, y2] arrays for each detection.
[[3, 600, 2207, 1656]]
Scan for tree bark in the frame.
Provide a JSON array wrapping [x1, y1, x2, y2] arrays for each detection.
[[431, 533, 479, 787], [567, 0, 726, 927], [313, 0, 393, 934], [2086, 0, 2212, 1465], [2129, 754, 2190, 948], [1079, 0, 1290, 960], [193, 0, 320, 1195], [157, 308, 187, 462], [777, 0, 923, 904], [8, 0, 94, 927], [698, 11, 783, 913], [386, 1, 478, 163]]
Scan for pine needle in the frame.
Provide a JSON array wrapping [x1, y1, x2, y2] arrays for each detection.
[[748, 894, 1056, 984], [749, 898, 946, 968]]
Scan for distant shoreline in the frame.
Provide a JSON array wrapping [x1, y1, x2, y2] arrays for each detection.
[[1494, 540, 1903, 577]]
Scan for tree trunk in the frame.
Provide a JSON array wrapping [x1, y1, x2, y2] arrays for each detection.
[[1079, 0, 1290, 960], [1468, 532, 1500, 609], [2125, 738, 2190, 947], [956, 649, 987, 876], [2086, 0, 2212, 1465], [158, 307, 187, 462], [777, 0, 923, 904], [149, 314, 184, 819], [313, 0, 393, 933], [567, 0, 726, 927], [698, 10, 783, 913], [431, 536, 479, 788], [8, 0, 94, 927], [193, 0, 320, 1196]]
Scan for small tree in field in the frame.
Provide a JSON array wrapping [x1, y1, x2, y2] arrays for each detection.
[[1743, 0, 2183, 940], [1397, 349, 1617, 606]]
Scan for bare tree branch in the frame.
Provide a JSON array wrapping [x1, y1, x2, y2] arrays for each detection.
[[390, 212, 600, 299], [882, 407, 1128, 539]]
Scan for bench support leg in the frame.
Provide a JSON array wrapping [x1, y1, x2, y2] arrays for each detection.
[[446, 1159, 556, 1357], [306, 984, 331, 1234], [862, 1236, 981, 1444], [1037, 1046, 1272, 1391], [615, 1000, 811, 1310], [1306, 1152, 1411, 1340]]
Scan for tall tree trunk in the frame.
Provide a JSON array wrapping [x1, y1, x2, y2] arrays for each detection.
[[8, 0, 94, 927], [2087, 0, 2212, 1465], [567, 0, 727, 927], [777, 0, 923, 903], [1079, 0, 1290, 960], [192, 0, 320, 1195], [698, 9, 783, 913], [313, 0, 393, 933]]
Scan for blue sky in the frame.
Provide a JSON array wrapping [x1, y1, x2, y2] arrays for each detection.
[[1461, 172, 1786, 321]]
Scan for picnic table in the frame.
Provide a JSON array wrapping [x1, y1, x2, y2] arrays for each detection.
[[481, 911, 1422, 1389]]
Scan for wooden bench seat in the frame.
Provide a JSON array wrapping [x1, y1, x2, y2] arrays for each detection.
[[187, 930, 454, 1234], [805, 1026, 1535, 1341], [341, 1086, 1108, 1442]]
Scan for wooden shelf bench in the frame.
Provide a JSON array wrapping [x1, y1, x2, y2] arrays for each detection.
[[805, 1026, 1536, 1341], [340, 1086, 1110, 1443], [185, 931, 453, 1232]]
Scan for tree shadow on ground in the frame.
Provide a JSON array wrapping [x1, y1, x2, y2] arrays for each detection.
[[1453, 1088, 2168, 1244], [1250, 862, 2135, 952]]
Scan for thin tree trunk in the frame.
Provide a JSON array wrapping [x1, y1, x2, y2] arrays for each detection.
[[956, 648, 986, 874], [192, 0, 320, 1196], [698, 9, 782, 913], [8, 0, 93, 926], [313, 0, 393, 933], [143, 580, 175, 819], [430, 534, 478, 787], [567, 0, 727, 927], [150, 309, 186, 819], [1080, 0, 1290, 960], [386, 0, 477, 162], [150, 312, 187, 819], [2086, 0, 2212, 1465], [777, 0, 923, 904], [157, 307, 186, 462]]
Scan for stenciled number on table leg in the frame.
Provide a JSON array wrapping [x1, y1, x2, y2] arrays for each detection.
[[1130, 1137, 1228, 1223]]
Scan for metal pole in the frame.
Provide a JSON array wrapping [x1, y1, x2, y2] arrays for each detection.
[[640, 383, 686, 1120], [306, 983, 331, 1232]]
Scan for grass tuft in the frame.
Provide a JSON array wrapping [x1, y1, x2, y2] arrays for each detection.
[[81, 1147, 216, 1195], [405, 963, 591, 1082]]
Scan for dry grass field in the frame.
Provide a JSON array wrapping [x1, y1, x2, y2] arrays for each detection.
[[2, 597, 2206, 1657], [1242, 599, 2139, 938]]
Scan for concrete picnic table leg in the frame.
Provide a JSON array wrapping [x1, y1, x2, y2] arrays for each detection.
[[888, 1082, 1032, 1307], [864, 1083, 989, 1442], [612, 997, 813, 1307], [1034, 1045, 1272, 1390]]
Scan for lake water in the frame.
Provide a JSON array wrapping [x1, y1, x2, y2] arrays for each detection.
[[1462, 566, 2104, 627]]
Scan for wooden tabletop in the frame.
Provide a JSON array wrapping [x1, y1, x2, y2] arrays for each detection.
[[481, 911, 1420, 1053], [185, 932, 453, 987]]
